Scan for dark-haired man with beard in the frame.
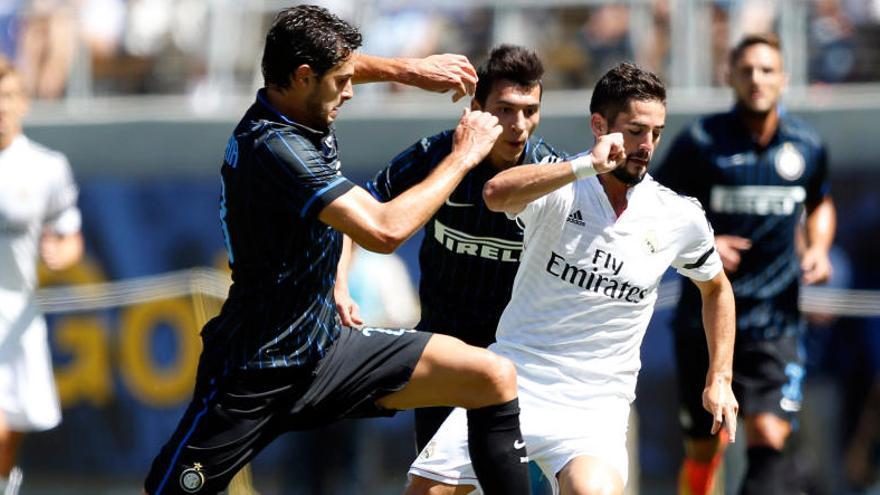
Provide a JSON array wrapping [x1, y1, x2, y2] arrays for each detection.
[[143, 5, 532, 495], [406, 62, 738, 495]]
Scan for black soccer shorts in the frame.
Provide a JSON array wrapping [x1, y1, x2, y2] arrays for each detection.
[[674, 326, 805, 439], [144, 326, 431, 494]]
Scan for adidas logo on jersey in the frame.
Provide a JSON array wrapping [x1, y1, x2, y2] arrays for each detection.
[[566, 210, 585, 226]]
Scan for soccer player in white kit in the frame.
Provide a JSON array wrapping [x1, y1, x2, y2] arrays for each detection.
[[0, 61, 83, 495], [406, 63, 739, 495]]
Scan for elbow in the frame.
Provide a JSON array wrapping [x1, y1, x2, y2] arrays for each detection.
[[482, 180, 507, 212], [361, 227, 406, 254]]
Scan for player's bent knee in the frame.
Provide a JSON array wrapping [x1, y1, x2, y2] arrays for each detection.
[[745, 414, 790, 450], [474, 353, 517, 405]]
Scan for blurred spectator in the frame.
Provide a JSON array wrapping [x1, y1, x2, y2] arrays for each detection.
[[810, 0, 858, 83], [15, 0, 77, 99]]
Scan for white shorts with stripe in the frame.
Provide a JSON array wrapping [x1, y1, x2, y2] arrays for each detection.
[[408, 373, 630, 494]]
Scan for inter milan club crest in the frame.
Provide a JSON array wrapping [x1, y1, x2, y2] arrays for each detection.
[[180, 463, 206, 493], [775, 142, 806, 181]]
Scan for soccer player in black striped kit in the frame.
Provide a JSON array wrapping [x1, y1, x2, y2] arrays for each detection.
[[337, 44, 563, 454], [143, 6, 530, 495], [654, 33, 836, 495]]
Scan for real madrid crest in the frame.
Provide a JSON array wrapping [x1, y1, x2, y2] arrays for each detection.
[[775, 142, 805, 181], [643, 229, 659, 254], [180, 463, 206, 493]]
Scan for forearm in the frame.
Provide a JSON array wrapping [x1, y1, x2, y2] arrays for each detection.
[[483, 161, 577, 214], [377, 152, 472, 239], [805, 196, 836, 251], [335, 235, 355, 291], [700, 276, 736, 382], [351, 53, 413, 85]]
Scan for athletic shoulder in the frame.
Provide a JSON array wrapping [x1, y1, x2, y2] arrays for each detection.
[[21, 136, 71, 173], [778, 112, 824, 149], [646, 175, 707, 218]]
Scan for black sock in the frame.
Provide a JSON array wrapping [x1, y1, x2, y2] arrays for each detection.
[[740, 446, 786, 495], [466, 398, 531, 495]]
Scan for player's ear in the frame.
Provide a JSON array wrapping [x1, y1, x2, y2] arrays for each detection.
[[292, 64, 315, 89], [589, 113, 606, 138]]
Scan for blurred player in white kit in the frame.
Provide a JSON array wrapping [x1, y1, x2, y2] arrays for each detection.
[[0, 59, 83, 495]]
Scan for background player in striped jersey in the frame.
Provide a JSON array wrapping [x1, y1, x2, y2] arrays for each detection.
[[406, 62, 738, 495], [0, 59, 84, 495], [143, 6, 531, 495], [653, 33, 837, 495], [334, 44, 562, 456]]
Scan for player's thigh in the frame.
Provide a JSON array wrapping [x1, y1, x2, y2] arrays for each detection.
[[557, 455, 624, 495], [405, 475, 477, 495], [378, 333, 516, 410]]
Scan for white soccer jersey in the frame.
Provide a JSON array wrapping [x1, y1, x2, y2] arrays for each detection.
[[0, 135, 79, 431], [493, 173, 721, 405]]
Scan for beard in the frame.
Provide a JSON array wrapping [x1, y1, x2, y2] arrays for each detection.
[[304, 92, 332, 131], [611, 159, 648, 185]]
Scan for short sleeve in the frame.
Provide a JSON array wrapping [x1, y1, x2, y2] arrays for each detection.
[[256, 129, 355, 219], [366, 131, 452, 202], [44, 155, 81, 235], [672, 204, 722, 281]]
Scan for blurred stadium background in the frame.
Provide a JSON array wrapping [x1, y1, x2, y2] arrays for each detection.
[[7, 0, 880, 493]]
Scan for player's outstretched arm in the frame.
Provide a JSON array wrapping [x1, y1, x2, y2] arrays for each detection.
[[352, 53, 477, 102], [319, 109, 500, 253], [692, 271, 738, 442], [483, 132, 625, 215], [801, 195, 836, 285]]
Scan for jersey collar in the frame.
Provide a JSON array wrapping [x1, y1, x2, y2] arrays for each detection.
[[255, 88, 331, 138]]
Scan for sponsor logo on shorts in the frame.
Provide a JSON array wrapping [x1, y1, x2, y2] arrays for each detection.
[[180, 463, 205, 493]]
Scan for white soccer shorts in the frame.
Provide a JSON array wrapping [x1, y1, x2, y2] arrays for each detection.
[[0, 310, 62, 432], [409, 382, 630, 494]]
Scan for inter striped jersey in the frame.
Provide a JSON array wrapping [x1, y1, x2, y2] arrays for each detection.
[[367, 131, 562, 347], [653, 108, 830, 339], [492, 173, 722, 404], [214, 90, 354, 369]]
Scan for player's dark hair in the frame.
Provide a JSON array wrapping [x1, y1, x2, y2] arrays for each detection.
[[590, 62, 666, 123], [261, 5, 363, 89], [474, 45, 544, 106], [729, 32, 782, 67]]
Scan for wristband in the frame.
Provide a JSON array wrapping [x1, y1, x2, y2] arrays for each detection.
[[570, 153, 597, 180]]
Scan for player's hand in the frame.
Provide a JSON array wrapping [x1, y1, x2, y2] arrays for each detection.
[[334, 286, 363, 328], [452, 108, 502, 169], [715, 235, 752, 274], [702, 374, 738, 443], [801, 246, 832, 285], [589, 132, 626, 174], [407, 54, 477, 102]]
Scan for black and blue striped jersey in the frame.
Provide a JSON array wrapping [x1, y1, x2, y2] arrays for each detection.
[[367, 131, 563, 347], [653, 107, 831, 339], [212, 89, 355, 369]]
